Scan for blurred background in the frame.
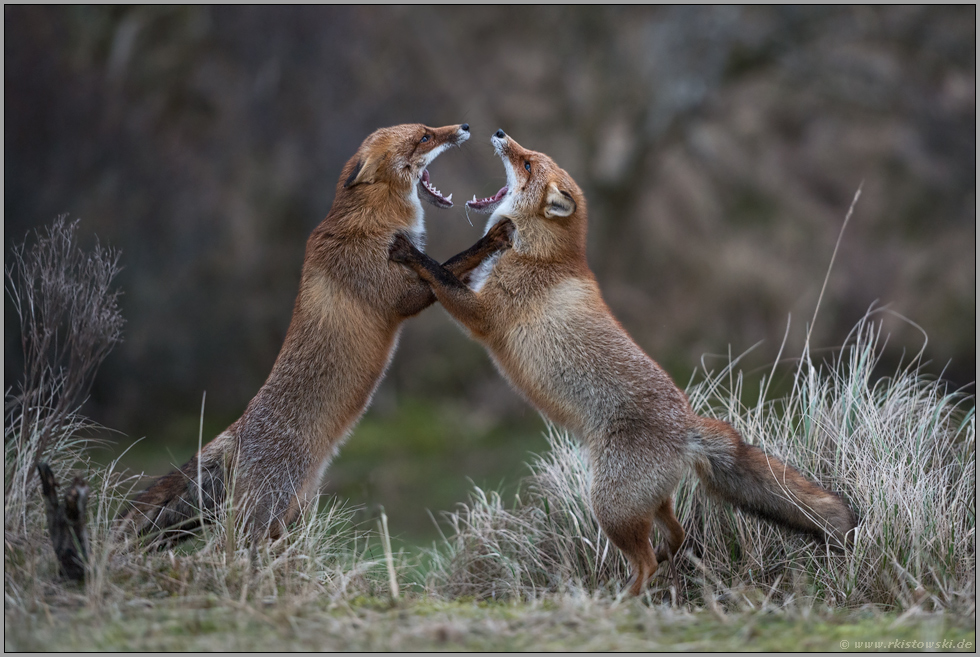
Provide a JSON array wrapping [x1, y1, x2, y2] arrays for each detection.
[[5, 6, 975, 543]]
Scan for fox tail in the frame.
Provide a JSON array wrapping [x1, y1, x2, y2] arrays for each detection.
[[691, 417, 857, 548]]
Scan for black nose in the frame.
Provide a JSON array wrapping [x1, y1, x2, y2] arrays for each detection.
[[461, 123, 469, 132], [495, 129, 506, 139]]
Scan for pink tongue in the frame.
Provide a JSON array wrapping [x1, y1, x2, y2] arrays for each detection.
[[467, 187, 508, 208]]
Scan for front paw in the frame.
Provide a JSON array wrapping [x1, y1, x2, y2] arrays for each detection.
[[389, 233, 418, 264], [485, 218, 515, 250]]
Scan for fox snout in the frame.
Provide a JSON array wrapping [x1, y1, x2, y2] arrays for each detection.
[[492, 129, 509, 154], [452, 123, 471, 145]]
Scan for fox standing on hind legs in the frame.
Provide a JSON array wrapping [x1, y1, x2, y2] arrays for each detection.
[[390, 129, 858, 596], [119, 123, 514, 542]]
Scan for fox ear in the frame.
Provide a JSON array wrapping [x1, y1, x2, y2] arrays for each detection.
[[544, 182, 576, 218], [344, 154, 379, 188]]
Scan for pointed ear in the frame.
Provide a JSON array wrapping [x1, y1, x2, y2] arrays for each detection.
[[343, 154, 379, 188], [544, 182, 576, 218]]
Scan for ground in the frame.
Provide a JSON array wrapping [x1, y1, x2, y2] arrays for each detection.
[[6, 595, 975, 652]]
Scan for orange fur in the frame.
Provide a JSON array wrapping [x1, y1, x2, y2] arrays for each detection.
[[119, 123, 514, 542], [391, 130, 857, 594]]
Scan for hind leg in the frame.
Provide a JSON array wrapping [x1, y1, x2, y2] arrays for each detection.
[[232, 462, 303, 541], [599, 514, 659, 596], [653, 498, 685, 563], [653, 498, 685, 598], [591, 487, 659, 595]]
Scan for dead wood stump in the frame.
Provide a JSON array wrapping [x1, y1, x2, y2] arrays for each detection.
[[37, 462, 89, 582]]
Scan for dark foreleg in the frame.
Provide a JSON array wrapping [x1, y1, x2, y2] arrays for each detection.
[[392, 219, 513, 318], [389, 235, 495, 336], [442, 219, 514, 282]]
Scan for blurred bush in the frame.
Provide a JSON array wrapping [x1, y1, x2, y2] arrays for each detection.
[[5, 7, 974, 498]]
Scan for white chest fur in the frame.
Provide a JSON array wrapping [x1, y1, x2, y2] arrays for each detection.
[[467, 252, 500, 292], [406, 192, 427, 248]]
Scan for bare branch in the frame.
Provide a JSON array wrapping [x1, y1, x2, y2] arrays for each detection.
[[4, 217, 123, 532]]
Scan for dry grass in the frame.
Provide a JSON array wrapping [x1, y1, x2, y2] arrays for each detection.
[[5, 465, 397, 615], [4, 217, 123, 534], [2, 219, 396, 618], [4, 219, 974, 650], [425, 311, 975, 614]]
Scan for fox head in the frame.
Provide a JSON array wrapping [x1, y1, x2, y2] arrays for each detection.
[[467, 130, 587, 260], [339, 123, 470, 210]]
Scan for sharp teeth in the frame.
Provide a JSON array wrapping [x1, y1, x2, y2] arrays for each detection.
[[446, 193, 452, 202]]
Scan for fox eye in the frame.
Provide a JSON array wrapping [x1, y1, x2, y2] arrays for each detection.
[[524, 161, 531, 172], [420, 135, 430, 143]]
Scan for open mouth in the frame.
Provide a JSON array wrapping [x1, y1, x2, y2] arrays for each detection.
[[418, 169, 454, 208], [465, 186, 508, 214]]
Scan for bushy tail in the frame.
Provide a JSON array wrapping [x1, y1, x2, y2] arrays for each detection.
[[692, 417, 857, 548], [116, 436, 232, 544]]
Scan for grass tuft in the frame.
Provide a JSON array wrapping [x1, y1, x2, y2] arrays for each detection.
[[425, 310, 975, 613]]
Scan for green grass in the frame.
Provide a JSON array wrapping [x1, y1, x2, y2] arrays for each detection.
[[5, 596, 975, 651]]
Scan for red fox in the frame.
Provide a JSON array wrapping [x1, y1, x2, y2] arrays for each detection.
[[390, 129, 858, 596], [120, 123, 514, 541]]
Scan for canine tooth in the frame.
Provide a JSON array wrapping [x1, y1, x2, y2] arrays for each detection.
[[446, 193, 452, 202]]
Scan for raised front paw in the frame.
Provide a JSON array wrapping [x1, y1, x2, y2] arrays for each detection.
[[485, 218, 515, 250], [389, 233, 418, 264]]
